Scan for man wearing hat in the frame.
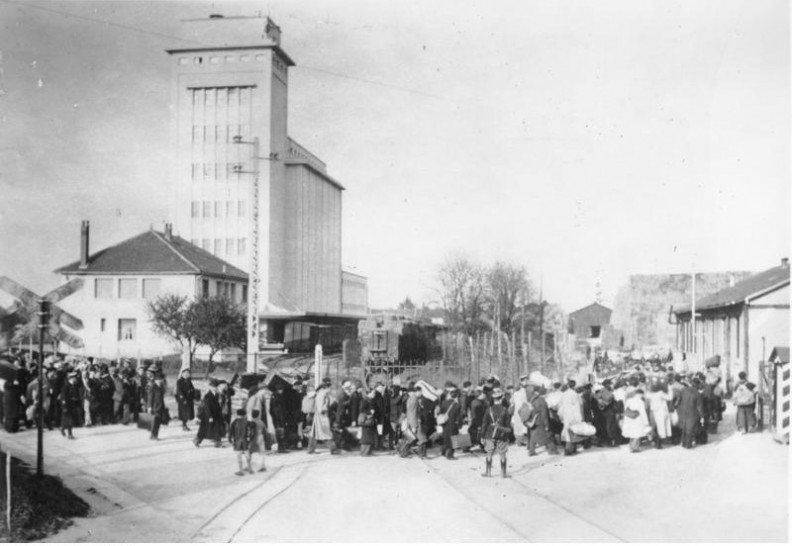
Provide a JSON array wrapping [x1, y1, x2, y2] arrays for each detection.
[[58, 370, 81, 439], [480, 387, 512, 477], [194, 379, 223, 447], [147, 371, 168, 440]]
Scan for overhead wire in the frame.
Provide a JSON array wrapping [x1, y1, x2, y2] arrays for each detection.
[[0, 0, 445, 100]]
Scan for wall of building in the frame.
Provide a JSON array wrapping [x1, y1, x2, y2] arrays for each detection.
[[747, 285, 790, 382], [57, 273, 247, 359], [58, 274, 199, 359], [342, 271, 368, 316], [281, 165, 343, 313], [611, 272, 753, 349]]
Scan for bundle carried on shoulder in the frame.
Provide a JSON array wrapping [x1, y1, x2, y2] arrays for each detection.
[[569, 422, 596, 437]]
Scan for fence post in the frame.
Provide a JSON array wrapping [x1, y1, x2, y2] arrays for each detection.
[[5, 450, 10, 536]]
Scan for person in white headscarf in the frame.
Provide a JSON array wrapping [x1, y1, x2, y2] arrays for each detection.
[[558, 379, 583, 456]]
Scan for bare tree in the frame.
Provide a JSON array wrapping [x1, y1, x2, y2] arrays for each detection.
[[191, 296, 246, 378], [486, 262, 531, 334], [436, 255, 487, 334]]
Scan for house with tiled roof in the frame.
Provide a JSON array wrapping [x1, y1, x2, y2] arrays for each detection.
[[54, 221, 248, 360], [674, 259, 790, 386]]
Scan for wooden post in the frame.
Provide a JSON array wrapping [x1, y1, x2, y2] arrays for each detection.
[[6, 450, 10, 535]]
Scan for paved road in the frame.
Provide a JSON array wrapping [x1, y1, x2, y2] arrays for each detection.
[[0, 409, 787, 542]]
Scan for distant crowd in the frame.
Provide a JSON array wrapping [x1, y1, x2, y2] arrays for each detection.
[[0, 350, 760, 478]]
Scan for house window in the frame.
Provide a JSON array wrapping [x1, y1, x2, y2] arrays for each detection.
[[226, 238, 235, 255], [214, 239, 222, 255], [118, 319, 137, 341], [238, 238, 247, 255], [191, 202, 200, 218], [95, 278, 113, 299], [216, 281, 223, 297], [142, 279, 162, 299], [119, 278, 138, 299], [100, 318, 106, 332], [202, 278, 210, 297], [590, 326, 601, 339], [229, 283, 237, 302], [242, 285, 248, 303], [203, 201, 211, 217]]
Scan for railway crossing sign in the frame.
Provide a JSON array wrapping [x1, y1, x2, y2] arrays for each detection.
[[0, 276, 85, 349]]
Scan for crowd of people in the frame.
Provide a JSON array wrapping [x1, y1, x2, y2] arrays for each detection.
[[0, 351, 184, 440], [0, 350, 760, 480]]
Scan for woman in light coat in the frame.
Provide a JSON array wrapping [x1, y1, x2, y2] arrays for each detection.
[[622, 389, 651, 453], [646, 383, 672, 448]]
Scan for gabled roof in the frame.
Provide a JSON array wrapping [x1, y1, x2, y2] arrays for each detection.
[[676, 263, 789, 314], [569, 302, 612, 319], [54, 230, 248, 281], [769, 347, 789, 364]]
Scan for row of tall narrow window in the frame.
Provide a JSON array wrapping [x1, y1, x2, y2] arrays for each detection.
[[192, 125, 250, 144], [191, 200, 246, 218], [191, 162, 250, 181], [94, 278, 161, 300], [191, 238, 247, 256]]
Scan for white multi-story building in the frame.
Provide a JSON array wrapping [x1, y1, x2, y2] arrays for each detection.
[[167, 15, 361, 326]]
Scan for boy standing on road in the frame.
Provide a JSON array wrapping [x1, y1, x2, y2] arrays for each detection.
[[248, 409, 267, 472], [229, 409, 253, 476], [481, 387, 512, 478]]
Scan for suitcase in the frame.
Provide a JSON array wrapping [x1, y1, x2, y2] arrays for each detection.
[[451, 433, 471, 450], [137, 413, 154, 431]]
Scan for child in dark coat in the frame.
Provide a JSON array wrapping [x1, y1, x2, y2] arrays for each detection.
[[229, 409, 253, 476]]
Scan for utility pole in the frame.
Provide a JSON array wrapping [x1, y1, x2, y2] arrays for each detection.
[[36, 298, 51, 478], [539, 277, 545, 375], [233, 136, 278, 374]]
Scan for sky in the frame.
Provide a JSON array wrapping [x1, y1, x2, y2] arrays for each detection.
[[0, 0, 789, 313]]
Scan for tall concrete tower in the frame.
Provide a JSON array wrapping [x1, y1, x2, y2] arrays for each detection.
[[167, 14, 345, 322]]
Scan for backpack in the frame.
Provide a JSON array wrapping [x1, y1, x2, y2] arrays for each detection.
[[733, 384, 755, 406]]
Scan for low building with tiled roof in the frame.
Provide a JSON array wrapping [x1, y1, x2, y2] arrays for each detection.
[[53, 221, 248, 359], [674, 259, 790, 386]]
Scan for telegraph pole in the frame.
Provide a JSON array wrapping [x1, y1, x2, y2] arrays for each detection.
[[233, 136, 271, 374], [36, 298, 51, 478]]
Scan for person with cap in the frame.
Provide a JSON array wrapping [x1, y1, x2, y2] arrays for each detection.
[[480, 387, 512, 477], [594, 379, 620, 447], [229, 408, 254, 475], [98, 365, 115, 425], [308, 377, 337, 454], [147, 371, 168, 441], [217, 380, 234, 439], [358, 388, 377, 456], [527, 385, 558, 456], [468, 386, 488, 451], [194, 379, 223, 447], [437, 386, 462, 460], [511, 375, 533, 446], [558, 380, 584, 456], [398, 384, 421, 458], [732, 371, 757, 434], [675, 377, 704, 448], [58, 370, 82, 439], [175, 368, 196, 432]]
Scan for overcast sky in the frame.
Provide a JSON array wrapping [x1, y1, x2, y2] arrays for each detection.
[[0, 0, 788, 312]]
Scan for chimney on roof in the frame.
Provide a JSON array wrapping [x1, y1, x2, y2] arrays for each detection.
[[79, 220, 90, 269], [782, 257, 789, 267], [164, 223, 173, 242]]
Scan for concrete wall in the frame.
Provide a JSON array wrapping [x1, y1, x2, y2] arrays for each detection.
[[282, 165, 343, 313], [747, 285, 790, 382]]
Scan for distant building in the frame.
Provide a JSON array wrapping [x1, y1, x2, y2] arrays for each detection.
[[166, 14, 365, 330], [54, 222, 247, 359], [611, 271, 754, 350], [673, 259, 790, 385], [567, 302, 623, 359]]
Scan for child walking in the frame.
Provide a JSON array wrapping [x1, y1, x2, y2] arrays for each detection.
[[248, 409, 267, 472], [229, 409, 253, 476]]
